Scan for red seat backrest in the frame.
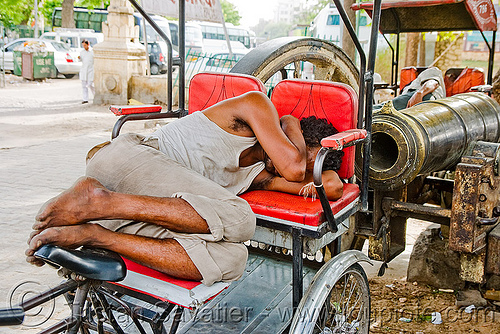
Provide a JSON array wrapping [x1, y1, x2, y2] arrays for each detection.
[[399, 66, 429, 92], [399, 67, 418, 92], [444, 67, 485, 97], [270, 79, 358, 180], [188, 72, 266, 114]]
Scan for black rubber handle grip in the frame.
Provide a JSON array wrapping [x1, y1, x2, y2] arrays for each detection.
[[0, 307, 24, 326]]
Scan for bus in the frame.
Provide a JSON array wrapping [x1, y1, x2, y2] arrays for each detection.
[[195, 21, 255, 49], [51, 7, 172, 43], [168, 21, 204, 54], [52, 7, 107, 32]]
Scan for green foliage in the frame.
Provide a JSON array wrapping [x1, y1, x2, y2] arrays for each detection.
[[76, 0, 110, 10], [221, 0, 240, 26], [41, 0, 63, 25], [436, 31, 463, 42], [0, 0, 34, 26]]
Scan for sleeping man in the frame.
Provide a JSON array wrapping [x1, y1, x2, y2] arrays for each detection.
[[26, 91, 344, 286]]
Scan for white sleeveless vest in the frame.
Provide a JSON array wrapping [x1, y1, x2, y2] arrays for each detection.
[[150, 111, 265, 195]]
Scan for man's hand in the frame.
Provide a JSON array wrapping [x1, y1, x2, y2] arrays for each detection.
[[251, 169, 343, 201], [407, 79, 439, 108]]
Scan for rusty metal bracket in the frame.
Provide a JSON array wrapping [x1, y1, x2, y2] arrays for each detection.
[[382, 197, 451, 225], [450, 156, 500, 253]]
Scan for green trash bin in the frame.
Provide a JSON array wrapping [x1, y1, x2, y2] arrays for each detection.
[[21, 52, 57, 80], [13, 51, 22, 76], [32, 52, 57, 79]]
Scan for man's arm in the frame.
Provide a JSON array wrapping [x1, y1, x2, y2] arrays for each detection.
[[251, 169, 344, 201], [406, 79, 439, 108]]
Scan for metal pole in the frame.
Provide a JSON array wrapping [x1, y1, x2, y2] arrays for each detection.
[[490, 31, 496, 85], [360, 0, 382, 212], [34, 0, 39, 38], [481, 29, 496, 85], [332, 0, 366, 128], [1, 25, 5, 88], [142, 18, 150, 76], [128, 0, 174, 112], [220, 20, 233, 57], [178, 0, 185, 113]]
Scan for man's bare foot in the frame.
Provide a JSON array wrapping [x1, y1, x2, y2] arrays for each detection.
[[25, 223, 104, 266], [34, 177, 111, 230]]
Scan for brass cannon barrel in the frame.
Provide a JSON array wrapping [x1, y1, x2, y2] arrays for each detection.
[[363, 93, 500, 190]]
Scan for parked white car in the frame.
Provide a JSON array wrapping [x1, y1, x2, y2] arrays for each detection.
[[1, 38, 81, 78], [40, 29, 104, 52]]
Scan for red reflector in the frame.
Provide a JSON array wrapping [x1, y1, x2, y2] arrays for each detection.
[[159, 53, 164, 62]]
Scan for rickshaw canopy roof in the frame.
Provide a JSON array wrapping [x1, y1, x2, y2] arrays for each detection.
[[352, 0, 497, 33]]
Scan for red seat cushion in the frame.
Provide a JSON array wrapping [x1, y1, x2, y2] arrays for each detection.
[[188, 72, 266, 114], [270, 79, 358, 180], [240, 183, 360, 228], [111, 258, 229, 309]]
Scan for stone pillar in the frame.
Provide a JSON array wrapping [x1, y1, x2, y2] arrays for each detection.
[[93, 0, 146, 105]]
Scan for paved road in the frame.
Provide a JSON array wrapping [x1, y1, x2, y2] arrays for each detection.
[[0, 75, 156, 333]]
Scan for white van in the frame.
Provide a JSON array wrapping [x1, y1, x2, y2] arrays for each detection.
[[41, 28, 103, 52]]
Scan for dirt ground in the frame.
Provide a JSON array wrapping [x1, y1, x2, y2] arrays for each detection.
[[0, 75, 498, 333], [369, 277, 500, 333]]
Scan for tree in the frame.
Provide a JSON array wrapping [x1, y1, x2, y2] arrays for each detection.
[[0, 0, 33, 27], [58, 0, 109, 29], [432, 32, 464, 70], [41, 0, 64, 25], [404, 32, 420, 67], [61, 0, 75, 28], [341, 0, 356, 62], [221, 0, 240, 26]]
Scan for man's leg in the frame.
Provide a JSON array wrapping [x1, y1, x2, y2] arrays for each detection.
[[33, 176, 210, 234], [85, 133, 256, 243], [27, 222, 203, 281], [89, 80, 95, 97], [81, 79, 89, 102], [30, 134, 255, 284]]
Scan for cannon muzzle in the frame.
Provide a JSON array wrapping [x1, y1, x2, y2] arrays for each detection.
[[360, 93, 500, 190]]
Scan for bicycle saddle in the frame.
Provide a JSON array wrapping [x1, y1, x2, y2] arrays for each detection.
[[34, 245, 127, 282]]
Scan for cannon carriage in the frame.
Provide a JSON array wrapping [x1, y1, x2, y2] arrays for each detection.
[[1, 0, 500, 333]]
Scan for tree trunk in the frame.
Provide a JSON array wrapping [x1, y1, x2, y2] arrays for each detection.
[[418, 33, 426, 66], [61, 0, 75, 29], [405, 32, 419, 67], [341, 0, 356, 63]]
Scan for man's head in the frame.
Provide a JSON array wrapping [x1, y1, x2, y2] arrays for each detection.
[[263, 116, 344, 176], [82, 39, 89, 51], [300, 116, 344, 172]]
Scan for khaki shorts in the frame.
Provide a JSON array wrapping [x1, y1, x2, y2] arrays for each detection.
[[85, 133, 256, 285]]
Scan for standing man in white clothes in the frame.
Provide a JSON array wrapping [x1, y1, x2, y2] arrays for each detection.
[[79, 40, 94, 104]]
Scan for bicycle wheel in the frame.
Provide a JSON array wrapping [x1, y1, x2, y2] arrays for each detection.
[[318, 263, 370, 333], [291, 261, 370, 334], [230, 37, 359, 91]]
